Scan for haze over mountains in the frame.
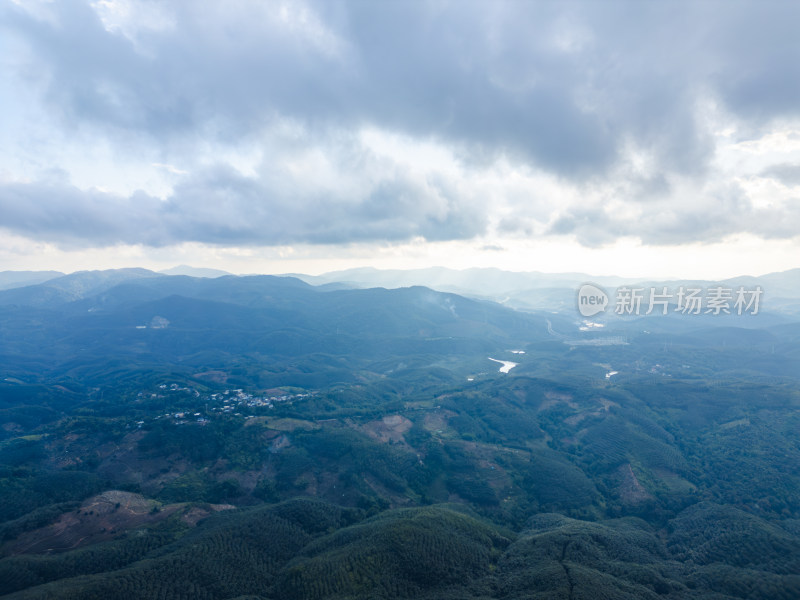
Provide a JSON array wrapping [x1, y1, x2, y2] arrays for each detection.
[[297, 266, 800, 312], [0, 268, 552, 392], [3, 265, 800, 310], [0, 266, 798, 599], [0, 271, 65, 291], [2, 266, 797, 388]]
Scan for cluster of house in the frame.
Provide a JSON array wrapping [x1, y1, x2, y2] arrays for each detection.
[[136, 384, 313, 425]]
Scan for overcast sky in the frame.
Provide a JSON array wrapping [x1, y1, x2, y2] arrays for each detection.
[[2, 0, 800, 278]]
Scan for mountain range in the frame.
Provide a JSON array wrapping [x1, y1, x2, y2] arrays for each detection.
[[0, 266, 798, 599]]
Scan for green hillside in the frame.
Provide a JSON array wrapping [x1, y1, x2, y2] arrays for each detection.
[[0, 271, 798, 598]]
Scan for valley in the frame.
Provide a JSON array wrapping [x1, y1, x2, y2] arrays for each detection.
[[0, 269, 798, 599]]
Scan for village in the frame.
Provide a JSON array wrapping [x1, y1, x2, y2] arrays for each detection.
[[133, 383, 314, 427]]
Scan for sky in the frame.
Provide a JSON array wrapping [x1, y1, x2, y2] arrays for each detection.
[[1, 0, 800, 279]]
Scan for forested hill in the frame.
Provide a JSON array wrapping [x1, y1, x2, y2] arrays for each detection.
[[0, 270, 798, 599], [0, 269, 549, 390]]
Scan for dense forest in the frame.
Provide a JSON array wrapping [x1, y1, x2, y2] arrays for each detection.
[[1, 271, 799, 598]]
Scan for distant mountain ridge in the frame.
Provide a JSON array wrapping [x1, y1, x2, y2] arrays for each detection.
[[286, 266, 800, 313], [0, 268, 550, 390], [1, 266, 797, 313], [0, 270, 63, 291], [158, 265, 231, 278], [0, 268, 161, 307]]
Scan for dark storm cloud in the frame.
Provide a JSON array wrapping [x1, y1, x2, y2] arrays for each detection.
[[3, 0, 800, 248]]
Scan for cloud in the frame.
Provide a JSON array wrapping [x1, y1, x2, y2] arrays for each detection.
[[0, 181, 164, 248], [10, 0, 790, 176], [152, 163, 188, 175], [546, 181, 800, 247], [760, 163, 800, 187], [0, 162, 488, 248], [3, 0, 800, 253]]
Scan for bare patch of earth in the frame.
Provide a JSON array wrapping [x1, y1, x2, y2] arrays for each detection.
[[361, 414, 413, 444], [2, 490, 234, 555]]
